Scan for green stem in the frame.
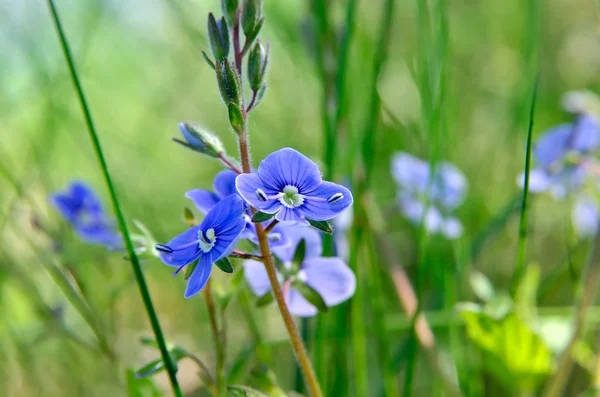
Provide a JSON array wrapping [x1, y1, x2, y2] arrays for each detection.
[[45, 1, 182, 395], [204, 280, 225, 395]]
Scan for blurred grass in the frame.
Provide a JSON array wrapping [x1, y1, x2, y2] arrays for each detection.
[[2, 0, 600, 395]]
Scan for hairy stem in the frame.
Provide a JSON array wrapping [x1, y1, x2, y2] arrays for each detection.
[[218, 153, 242, 174]]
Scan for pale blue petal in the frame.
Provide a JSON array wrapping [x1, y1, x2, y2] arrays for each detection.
[[432, 162, 468, 210], [257, 148, 322, 192], [158, 225, 202, 267], [303, 257, 356, 307], [235, 173, 282, 213], [76, 224, 122, 246], [300, 182, 353, 221], [533, 125, 571, 169], [213, 170, 238, 198], [572, 196, 599, 238], [184, 254, 213, 298], [442, 217, 463, 239], [185, 189, 220, 214], [517, 169, 552, 192], [398, 194, 425, 223], [243, 259, 272, 296], [275, 207, 305, 222], [424, 206, 443, 234], [286, 288, 318, 317], [572, 115, 600, 153], [390, 152, 430, 194], [272, 225, 322, 263], [333, 206, 353, 232]]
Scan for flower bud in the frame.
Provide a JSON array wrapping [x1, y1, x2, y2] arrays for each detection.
[[221, 0, 239, 26], [177, 122, 224, 157], [247, 40, 268, 91], [216, 59, 242, 107], [228, 103, 245, 135], [241, 0, 262, 36], [208, 13, 229, 61]]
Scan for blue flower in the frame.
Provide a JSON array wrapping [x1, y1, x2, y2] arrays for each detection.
[[572, 195, 600, 238], [156, 194, 246, 298], [518, 115, 600, 198], [185, 170, 290, 247], [244, 226, 356, 317], [50, 181, 121, 246], [391, 152, 467, 239], [235, 148, 353, 223]]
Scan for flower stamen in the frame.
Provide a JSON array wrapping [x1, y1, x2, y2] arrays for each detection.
[[198, 228, 217, 253], [279, 185, 304, 208], [327, 193, 344, 204]]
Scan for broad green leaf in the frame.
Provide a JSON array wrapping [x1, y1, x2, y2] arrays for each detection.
[[228, 385, 270, 397], [291, 280, 328, 313], [252, 211, 276, 222], [215, 257, 234, 273], [459, 308, 552, 392], [305, 218, 333, 234], [256, 291, 274, 307]]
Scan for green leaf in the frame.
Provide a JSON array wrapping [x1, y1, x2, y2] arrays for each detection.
[[252, 211, 276, 222], [139, 336, 159, 349], [183, 207, 196, 226], [227, 385, 270, 397], [514, 264, 540, 327], [241, 17, 264, 55], [215, 257, 234, 273], [250, 365, 288, 397], [135, 359, 165, 379], [459, 308, 552, 392], [291, 280, 328, 313], [228, 102, 245, 135], [305, 218, 333, 234], [125, 368, 161, 397], [256, 291, 274, 307], [292, 239, 306, 272], [184, 261, 198, 280], [201, 50, 216, 70]]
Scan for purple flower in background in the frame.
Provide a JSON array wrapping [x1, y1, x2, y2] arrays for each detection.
[[50, 181, 121, 246], [572, 196, 599, 238], [391, 152, 467, 239], [156, 194, 246, 298], [243, 226, 356, 317], [185, 170, 289, 247], [518, 115, 600, 198], [235, 148, 353, 223]]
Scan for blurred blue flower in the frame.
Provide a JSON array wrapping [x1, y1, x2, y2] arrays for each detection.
[[518, 115, 600, 198], [391, 152, 467, 239], [572, 196, 599, 238], [243, 226, 356, 317], [50, 181, 121, 246], [235, 148, 353, 223], [185, 170, 289, 247], [156, 194, 246, 298]]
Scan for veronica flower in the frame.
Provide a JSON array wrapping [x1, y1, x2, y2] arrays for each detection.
[[185, 170, 289, 247], [156, 194, 246, 298], [235, 148, 353, 223], [391, 152, 467, 239], [50, 181, 121, 246], [572, 196, 600, 238], [518, 115, 600, 198], [243, 226, 356, 317]]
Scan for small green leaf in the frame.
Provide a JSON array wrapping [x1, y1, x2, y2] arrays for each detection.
[[256, 291, 274, 307], [291, 280, 328, 313], [139, 336, 159, 349], [227, 385, 270, 397], [201, 50, 215, 70], [305, 218, 333, 234], [135, 359, 165, 379], [228, 102, 245, 135], [184, 261, 198, 280], [125, 368, 161, 397], [252, 211, 276, 222], [292, 239, 306, 272], [241, 17, 264, 56], [183, 207, 196, 226], [215, 257, 234, 273]]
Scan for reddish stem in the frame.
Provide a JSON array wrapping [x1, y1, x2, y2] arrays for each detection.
[[246, 90, 258, 113], [264, 218, 279, 234], [218, 153, 242, 174]]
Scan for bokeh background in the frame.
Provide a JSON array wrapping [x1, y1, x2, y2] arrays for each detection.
[[2, 0, 600, 396]]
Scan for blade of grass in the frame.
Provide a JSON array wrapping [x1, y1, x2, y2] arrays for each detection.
[[45, 1, 183, 395]]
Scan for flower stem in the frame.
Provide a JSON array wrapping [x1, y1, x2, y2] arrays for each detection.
[[203, 280, 225, 395], [230, 250, 263, 260], [218, 153, 242, 174], [264, 219, 279, 234], [45, 1, 182, 395]]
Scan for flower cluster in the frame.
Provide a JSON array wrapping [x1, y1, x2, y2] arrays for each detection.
[[390, 152, 468, 239]]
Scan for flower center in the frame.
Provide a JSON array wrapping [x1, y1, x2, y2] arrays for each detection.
[[279, 185, 304, 208], [198, 228, 216, 253]]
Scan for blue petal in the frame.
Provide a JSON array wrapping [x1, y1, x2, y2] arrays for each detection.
[[213, 170, 238, 198], [76, 223, 122, 246], [424, 206, 443, 233], [257, 148, 322, 192], [235, 173, 282, 213], [533, 124, 571, 169], [300, 182, 353, 221], [572, 196, 599, 238], [245, 221, 291, 248], [441, 217, 463, 240], [572, 115, 600, 153], [286, 288, 318, 317], [272, 225, 322, 263], [390, 152, 430, 194], [50, 193, 80, 223], [432, 162, 468, 210], [243, 259, 272, 296], [303, 257, 356, 307], [185, 189, 220, 214], [517, 169, 552, 192], [200, 194, 246, 235], [397, 194, 425, 223], [158, 225, 202, 267], [275, 207, 305, 222], [179, 121, 205, 149], [184, 254, 213, 298]]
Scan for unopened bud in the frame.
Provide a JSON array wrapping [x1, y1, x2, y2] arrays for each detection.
[[247, 40, 268, 91], [221, 0, 239, 26], [228, 103, 245, 135], [177, 122, 224, 157], [241, 0, 262, 37], [208, 13, 229, 61], [216, 59, 242, 107]]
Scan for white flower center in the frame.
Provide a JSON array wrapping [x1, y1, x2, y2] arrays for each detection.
[[198, 228, 216, 253], [279, 185, 304, 208]]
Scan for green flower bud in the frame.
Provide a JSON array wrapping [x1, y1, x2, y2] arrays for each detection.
[[216, 59, 242, 107], [221, 0, 239, 26], [208, 13, 229, 61], [247, 40, 268, 91], [241, 0, 262, 37], [177, 122, 224, 158], [228, 103, 245, 135]]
